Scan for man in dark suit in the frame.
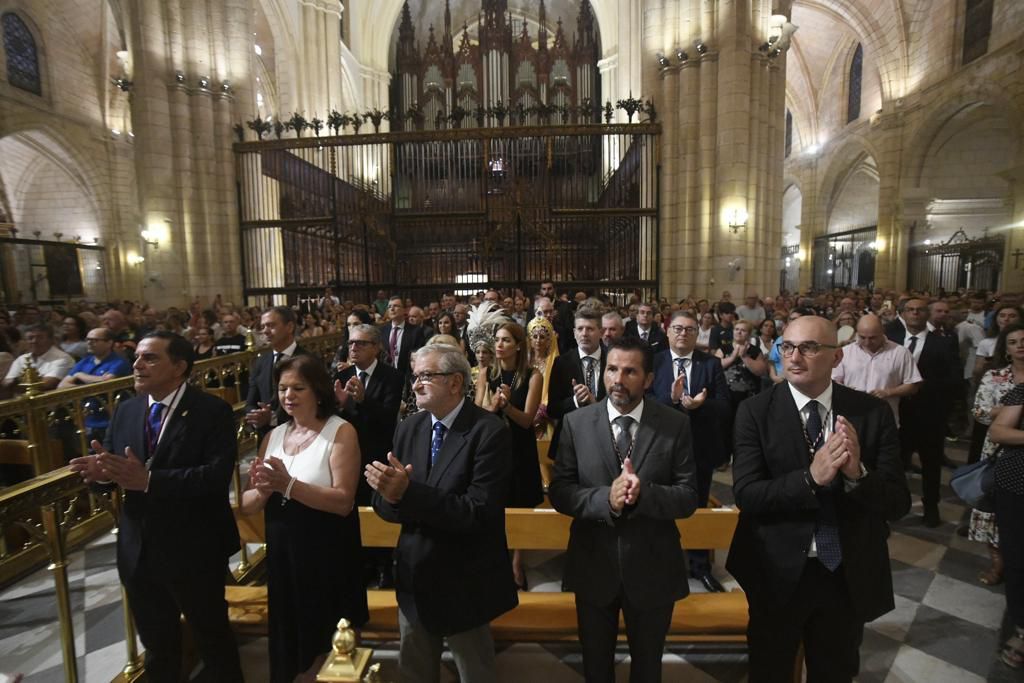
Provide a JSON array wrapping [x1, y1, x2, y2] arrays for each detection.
[[548, 307, 607, 421], [367, 343, 517, 682], [335, 323, 404, 587], [650, 311, 731, 592], [624, 302, 668, 353], [728, 316, 910, 682], [70, 332, 243, 683], [380, 296, 427, 378], [550, 337, 699, 683], [245, 305, 309, 441], [884, 297, 960, 526]]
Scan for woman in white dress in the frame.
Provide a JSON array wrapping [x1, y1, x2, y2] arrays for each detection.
[[240, 354, 367, 683]]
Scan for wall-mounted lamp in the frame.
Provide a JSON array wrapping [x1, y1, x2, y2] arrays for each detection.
[[656, 52, 670, 68], [141, 229, 160, 248], [725, 207, 749, 234], [127, 253, 145, 266], [768, 14, 798, 50], [867, 239, 885, 252]]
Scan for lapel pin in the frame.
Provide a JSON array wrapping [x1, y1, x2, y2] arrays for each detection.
[[181, 410, 189, 417]]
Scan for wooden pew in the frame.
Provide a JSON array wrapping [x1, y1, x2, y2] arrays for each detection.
[[226, 506, 747, 644]]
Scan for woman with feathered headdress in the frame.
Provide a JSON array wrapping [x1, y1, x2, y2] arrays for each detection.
[[527, 316, 559, 445]]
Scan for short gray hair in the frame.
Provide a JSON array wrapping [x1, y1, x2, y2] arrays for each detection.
[[602, 311, 623, 326], [349, 324, 380, 344], [411, 343, 472, 389]]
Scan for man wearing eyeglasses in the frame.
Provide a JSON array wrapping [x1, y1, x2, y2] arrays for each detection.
[[367, 344, 516, 682], [336, 323, 403, 588], [884, 298, 960, 526], [650, 310, 730, 592], [728, 315, 909, 682]]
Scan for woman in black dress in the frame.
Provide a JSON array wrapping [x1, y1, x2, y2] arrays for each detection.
[[240, 355, 367, 682], [476, 321, 542, 588]]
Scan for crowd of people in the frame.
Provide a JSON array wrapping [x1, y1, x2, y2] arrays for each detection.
[[4, 280, 1019, 681]]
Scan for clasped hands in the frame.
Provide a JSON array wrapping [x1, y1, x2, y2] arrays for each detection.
[[809, 416, 863, 487], [365, 452, 412, 504], [671, 373, 707, 409], [486, 384, 511, 413], [244, 402, 273, 428], [69, 440, 149, 491], [334, 376, 365, 408], [249, 456, 292, 497], [571, 379, 595, 406], [609, 457, 641, 513]]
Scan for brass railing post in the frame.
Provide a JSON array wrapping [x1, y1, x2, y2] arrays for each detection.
[[40, 500, 77, 683], [111, 488, 143, 678]]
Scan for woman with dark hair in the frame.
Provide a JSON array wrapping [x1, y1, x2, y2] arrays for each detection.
[[975, 306, 1024, 382], [985, 368, 1024, 670], [240, 354, 367, 682], [969, 323, 1024, 586], [193, 327, 216, 360], [60, 315, 89, 359], [476, 321, 542, 588], [434, 312, 465, 355]]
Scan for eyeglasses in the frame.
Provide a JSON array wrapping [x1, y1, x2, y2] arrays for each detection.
[[347, 339, 374, 347], [669, 325, 698, 335], [410, 371, 454, 384], [780, 341, 838, 357]]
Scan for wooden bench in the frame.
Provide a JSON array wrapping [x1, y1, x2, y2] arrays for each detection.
[[226, 506, 747, 644]]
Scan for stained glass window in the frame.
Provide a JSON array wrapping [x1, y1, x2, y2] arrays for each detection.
[[785, 109, 793, 158], [962, 0, 993, 65], [847, 43, 862, 124], [2, 13, 41, 95]]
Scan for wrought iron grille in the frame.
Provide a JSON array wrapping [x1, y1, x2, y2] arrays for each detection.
[[812, 226, 877, 291], [234, 124, 660, 304], [908, 230, 1003, 293]]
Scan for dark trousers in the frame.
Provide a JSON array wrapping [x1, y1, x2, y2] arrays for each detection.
[[747, 560, 864, 683], [122, 554, 243, 683], [996, 486, 1024, 627], [575, 590, 674, 683], [688, 458, 714, 576], [900, 411, 946, 510], [968, 420, 989, 465]]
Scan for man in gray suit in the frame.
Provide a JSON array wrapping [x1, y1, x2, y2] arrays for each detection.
[[550, 337, 699, 683]]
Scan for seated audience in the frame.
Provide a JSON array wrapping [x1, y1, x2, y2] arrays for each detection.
[[2, 324, 74, 396]]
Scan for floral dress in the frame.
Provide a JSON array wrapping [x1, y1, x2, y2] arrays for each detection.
[[968, 366, 1017, 545]]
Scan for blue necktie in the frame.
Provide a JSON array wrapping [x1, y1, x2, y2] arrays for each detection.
[[147, 402, 164, 457], [430, 421, 447, 468], [807, 400, 842, 571]]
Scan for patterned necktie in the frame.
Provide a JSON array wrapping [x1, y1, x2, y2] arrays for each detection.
[[641, 330, 649, 343], [613, 415, 634, 463], [358, 370, 368, 387], [390, 326, 399, 366], [907, 336, 918, 354], [675, 357, 689, 396], [430, 421, 447, 468], [806, 400, 842, 571], [583, 356, 596, 396], [147, 402, 165, 457]]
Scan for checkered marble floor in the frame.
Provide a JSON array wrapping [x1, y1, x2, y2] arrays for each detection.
[[1, 442, 1019, 682]]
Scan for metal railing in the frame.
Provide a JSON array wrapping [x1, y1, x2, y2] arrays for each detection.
[[0, 333, 344, 682]]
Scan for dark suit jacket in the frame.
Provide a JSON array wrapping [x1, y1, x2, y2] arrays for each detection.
[[105, 385, 239, 580], [379, 323, 427, 377], [372, 401, 518, 635], [624, 321, 669, 354], [549, 398, 699, 609], [726, 382, 911, 621], [649, 349, 731, 467], [337, 362, 404, 505], [884, 320, 960, 417], [547, 347, 608, 421], [245, 344, 311, 439]]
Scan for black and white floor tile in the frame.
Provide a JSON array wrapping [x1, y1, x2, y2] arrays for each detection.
[[1, 442, 1019, 682]]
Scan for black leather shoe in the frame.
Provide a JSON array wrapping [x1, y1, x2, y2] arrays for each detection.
[[922, 510, 941, 528], [699, 573, 726, 593]]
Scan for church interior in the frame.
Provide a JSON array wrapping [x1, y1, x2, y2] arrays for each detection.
[[1, 0, 1024, 680]]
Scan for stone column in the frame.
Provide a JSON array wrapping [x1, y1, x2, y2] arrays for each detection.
[[998, 164, 1024, 293]]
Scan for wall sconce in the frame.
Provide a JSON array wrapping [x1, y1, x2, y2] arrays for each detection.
[[868, 239, 885, 252], [656, 52, 670, 68], [127, 253, 145, 266], [769, 14, 798, 50], [725, 207, 749, 234], [141, 230, 160, 248]]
